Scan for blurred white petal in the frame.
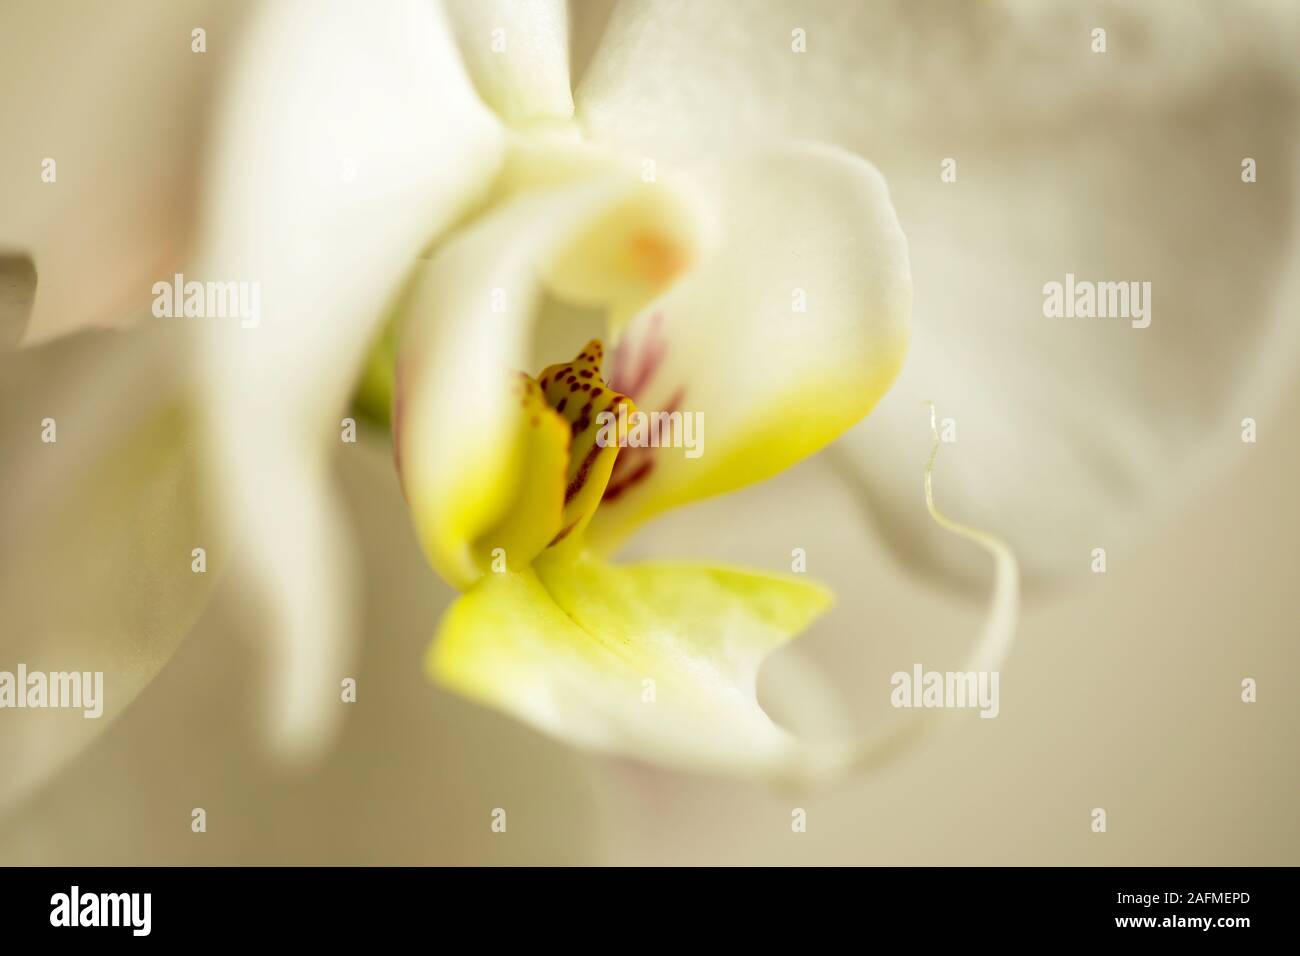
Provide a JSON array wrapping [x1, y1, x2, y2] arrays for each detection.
[[0, 326, 215, 816], [0, 0, 253, 344], [578, 0, 1300, 583], [443, 0, 573, 123], [195, 0, 504, 762]]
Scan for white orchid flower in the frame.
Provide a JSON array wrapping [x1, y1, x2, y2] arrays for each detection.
[[2, 0, 1297, 813]]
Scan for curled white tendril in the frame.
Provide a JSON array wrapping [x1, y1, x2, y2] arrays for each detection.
[[788, 402, 1021, 790]]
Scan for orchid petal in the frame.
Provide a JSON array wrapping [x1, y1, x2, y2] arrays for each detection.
[[585, 143, 912, 552], [443, 0, 573, 124], [0, 328, 215, 816], [194, 0, 504, 761], [836, 121, 1300, 583], [428, 553, 830, 775], [0, 0, 251, 345]]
